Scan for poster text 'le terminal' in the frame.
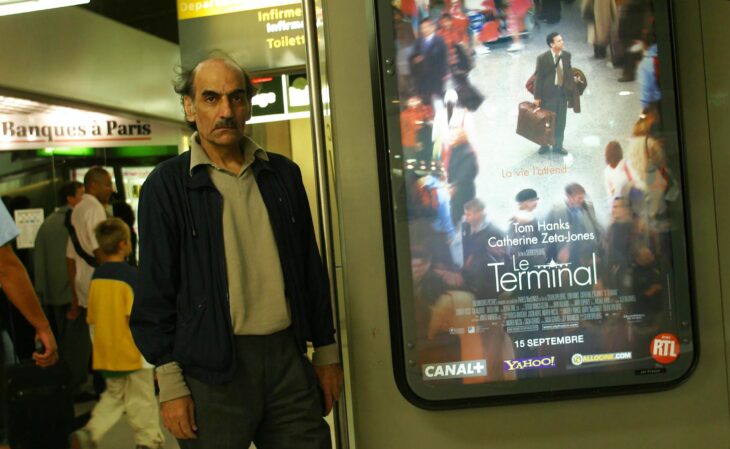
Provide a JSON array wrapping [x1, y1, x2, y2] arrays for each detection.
[[488, 253, 599, 293]]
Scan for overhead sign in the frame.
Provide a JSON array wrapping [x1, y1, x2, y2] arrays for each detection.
[[177, 0, 305, 72], [177, 0, 298, 20], [0, 109, 183, 150]]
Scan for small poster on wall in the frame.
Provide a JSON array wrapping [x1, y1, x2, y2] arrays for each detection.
[[13, 209, 44, 249]]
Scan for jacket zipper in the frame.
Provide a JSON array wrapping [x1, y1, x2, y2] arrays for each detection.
[[213, 190, 234, 335]]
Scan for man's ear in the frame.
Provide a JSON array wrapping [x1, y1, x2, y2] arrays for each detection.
[[183, 96, 196, 123]]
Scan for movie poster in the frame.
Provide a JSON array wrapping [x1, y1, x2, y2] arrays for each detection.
[[381, 0, 694, 403]]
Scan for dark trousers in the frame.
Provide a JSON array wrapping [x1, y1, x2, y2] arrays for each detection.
[[179, 329, 330, 449], [621, 45, 642, 80], [543, 90, 568, 150], [539, 0, 561, 22], [64, 307, 92, 391], [45, 304, 69, 350]]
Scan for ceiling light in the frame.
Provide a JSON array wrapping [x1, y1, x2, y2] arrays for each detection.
[[0, 0, 90, 17]]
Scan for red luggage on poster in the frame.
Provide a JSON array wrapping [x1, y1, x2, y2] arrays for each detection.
[[516, 101, 556, 147], [479, 20, 499, 42]]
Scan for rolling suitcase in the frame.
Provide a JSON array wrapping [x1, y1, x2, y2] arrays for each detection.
[[516, 101, 556, 147], [6, 360, 74, 449]]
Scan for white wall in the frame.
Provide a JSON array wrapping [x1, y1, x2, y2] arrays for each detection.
[[0, 7, 181, 121]]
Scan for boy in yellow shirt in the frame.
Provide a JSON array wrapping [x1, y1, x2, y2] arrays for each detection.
[[70, 218, 163, 449]]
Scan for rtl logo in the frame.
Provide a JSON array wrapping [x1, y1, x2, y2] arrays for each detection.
[[651, 333, 680, 364]]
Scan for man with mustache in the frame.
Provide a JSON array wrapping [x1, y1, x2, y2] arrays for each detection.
[[131, 56, 342, 449]]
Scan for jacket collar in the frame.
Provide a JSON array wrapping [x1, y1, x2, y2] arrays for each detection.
[[183, 137, 274, 190]]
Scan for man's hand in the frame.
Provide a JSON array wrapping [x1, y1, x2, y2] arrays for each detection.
[[32, 326, 58, 368], [161, 396, 197, 439], [534, 99, 541, 108], [313, 363, 343, 416], [66, 303, 79, 321]]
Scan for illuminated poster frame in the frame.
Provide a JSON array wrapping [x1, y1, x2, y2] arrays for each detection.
[[371, 0, 696, 408]]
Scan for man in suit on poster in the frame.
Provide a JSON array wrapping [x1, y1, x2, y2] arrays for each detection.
[[534, 32, 574, 155], [410, 17, 450, 108]]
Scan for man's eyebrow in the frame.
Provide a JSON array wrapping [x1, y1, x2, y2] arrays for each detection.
[[200, 88, 246, 97]]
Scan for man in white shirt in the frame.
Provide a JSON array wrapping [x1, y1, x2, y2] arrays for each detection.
[[66, 168, 113, 316], [65, 167, 113, 390]]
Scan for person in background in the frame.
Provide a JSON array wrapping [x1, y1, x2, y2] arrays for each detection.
[[70, 218, 163, 449], [412, 244, 515, 384], [410, 17, 450, 110], [616, 0, 652, 82], [400, 95, 434, 163], [65, 167, 113, 395], [507, 0, 532, 52], [547, 183, 602, 267], [537, 0, 561, 23], [4, 195, 37, 360], [394, 6, 417, 99], [461, 198, 505, 298], [581, 0, 617, 59], [446, 127, 478, 226], [112, 201, 138, 267], [0, 196, 59, 449], [34, 181, 84, 346], [508, 188, 546, 267], [637, 29, 660, 112], [448, 0, 471, 50], [603, 141, 632, 205], [0, 200, 58, 367], [66, 167, 114, 320]]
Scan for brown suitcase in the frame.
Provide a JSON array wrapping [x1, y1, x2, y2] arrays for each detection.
[[516, 101, 556, 147]]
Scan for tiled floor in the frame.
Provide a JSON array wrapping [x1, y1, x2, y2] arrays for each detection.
[[76, 400, 334, 448], [74, 400, 179, 449], [97, 414, 179, 449], [73, 345, 335, 448]]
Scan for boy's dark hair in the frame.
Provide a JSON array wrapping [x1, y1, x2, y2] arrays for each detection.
[[173, 52, 258, 131], [57, 181, 82, 206], [94, 218, 130, 256]]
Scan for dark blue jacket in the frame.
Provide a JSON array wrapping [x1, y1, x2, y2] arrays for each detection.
[[130, 149, 334, 385]]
